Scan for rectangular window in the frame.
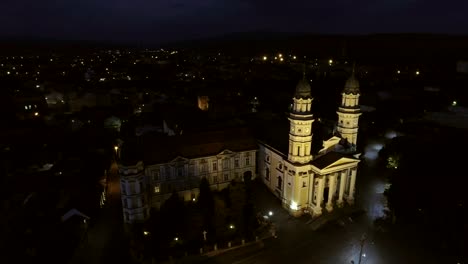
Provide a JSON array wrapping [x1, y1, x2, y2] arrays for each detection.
[[224, 173, 229, 181], [235, 172, 239, 180], [223, 159, 229, 169], [212, 161, 217, 171], [121, 184, 126, 195], [234, 159, 239, 167], [152, 171, 160, 181], [245, 157, 250, 166], [189, 165, 195, 176], [178, 167, 183, 177], [123, 199, 128, 208], [154, 184, 160, 193], [213, 176, 218, 183]]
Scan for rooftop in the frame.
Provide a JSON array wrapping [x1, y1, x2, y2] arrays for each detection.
[[121, 126, 258, 165]]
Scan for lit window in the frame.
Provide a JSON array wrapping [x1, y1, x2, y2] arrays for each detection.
[[154, 184, 160, 193]]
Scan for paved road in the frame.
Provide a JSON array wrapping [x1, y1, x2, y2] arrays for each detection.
[[68, 161, 127, 264], [206, 134, 439, 264]]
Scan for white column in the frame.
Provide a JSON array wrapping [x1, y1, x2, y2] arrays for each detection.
[[347, 168, 357, 205], [313, 176, 325, 216], [326, 174, 337, 212], [337, 170, 347, 207], [308, 173, 315, 208]]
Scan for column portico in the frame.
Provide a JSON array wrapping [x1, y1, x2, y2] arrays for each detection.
[[326, 174, 337, 212], [337, 170, 347, 207], [347, 168, 357, 205], [313, 176, 325, 216]]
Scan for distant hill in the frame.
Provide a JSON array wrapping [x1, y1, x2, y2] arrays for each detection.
[[2, 33, 468, 60], [164, 32, 468, 60]]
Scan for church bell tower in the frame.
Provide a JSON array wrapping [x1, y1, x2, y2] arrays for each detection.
[[288, 74, 314, 163], [336, 67, 362, 151]]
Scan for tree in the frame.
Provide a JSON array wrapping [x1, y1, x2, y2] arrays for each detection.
[[161, 191, 186, 240], [197, 177, 215, 240]]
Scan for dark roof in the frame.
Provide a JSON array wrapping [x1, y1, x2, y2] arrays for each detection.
[[343, 73, 360, 95], [294, 78, 312, 99], [122, 127, 258, 165], [310, 151, 347, 170]]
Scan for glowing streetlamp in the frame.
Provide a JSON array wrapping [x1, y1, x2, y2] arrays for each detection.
[[174, 237, 179, 241], [229, 225, 235, 229], [263, 56, 267, 61], [268, 211, 273, 216], [114, 146, 119, 153]]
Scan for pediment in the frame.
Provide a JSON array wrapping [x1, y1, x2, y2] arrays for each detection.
[[311, 152, 360, 173], [321, 158, 359, 170], [169, 156, 189, 164], [216, 149, 236, 157]]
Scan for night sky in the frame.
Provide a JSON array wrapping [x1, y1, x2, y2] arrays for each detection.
[[1, 0, 467, 44]]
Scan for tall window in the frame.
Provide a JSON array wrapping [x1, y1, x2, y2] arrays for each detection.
[[177, 167, 184, 177], [245, 157, 250, 166], [265, 168, 270, 180], [152, 171, 160, 181], [123, 199, 128, 208], [277, 176, 283, 190], [121, 184, 126, 195], [139, 181, 144, 192], [212, 161, 218, 171], [234, 159, 239, 167], [224, 173, 229, 181], [200, 160, 207, 173], [213, 176, 218, 183], [223, 159, 229, 169]]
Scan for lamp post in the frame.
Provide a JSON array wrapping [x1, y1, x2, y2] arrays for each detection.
[[358, 234, 367, 264], [114, 145, 119, 160]]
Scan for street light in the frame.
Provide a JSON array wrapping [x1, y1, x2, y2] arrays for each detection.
[[268, 211, 273, 216], [229, 225, 235, 229]]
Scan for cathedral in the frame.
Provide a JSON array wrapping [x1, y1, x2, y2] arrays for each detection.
[[258, 70, 362, 217], [117, 69, 362, 224]]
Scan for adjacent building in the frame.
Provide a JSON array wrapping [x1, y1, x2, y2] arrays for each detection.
[[118, 128, 257, 224]]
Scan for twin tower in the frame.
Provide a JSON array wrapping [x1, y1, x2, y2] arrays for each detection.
[[287, 69, 361, 163]]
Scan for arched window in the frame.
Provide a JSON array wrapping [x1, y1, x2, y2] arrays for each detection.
[[277, 176, 283, 190]]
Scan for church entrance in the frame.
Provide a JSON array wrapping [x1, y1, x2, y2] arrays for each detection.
[[243, 171, 252, 182], [323, 187, 329, 203]]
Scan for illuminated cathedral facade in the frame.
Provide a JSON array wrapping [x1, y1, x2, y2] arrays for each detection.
[[258, 71, 362, 217]]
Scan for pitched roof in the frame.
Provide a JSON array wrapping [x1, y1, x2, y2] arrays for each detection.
[[122, 127, 258, 165], [310, 151, 348, 170]]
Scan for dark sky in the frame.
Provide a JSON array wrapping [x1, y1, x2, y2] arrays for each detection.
[[1, 0, 467, 44]]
